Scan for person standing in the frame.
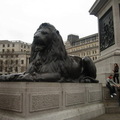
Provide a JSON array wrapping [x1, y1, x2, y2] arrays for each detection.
[[113, 63, 119, 83], [106, 74, 119, 98]]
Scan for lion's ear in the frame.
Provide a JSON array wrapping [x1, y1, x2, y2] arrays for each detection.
[[56, 30, 59, 34]]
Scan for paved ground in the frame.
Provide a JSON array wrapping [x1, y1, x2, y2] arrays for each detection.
[[90, 114, 120, 120]]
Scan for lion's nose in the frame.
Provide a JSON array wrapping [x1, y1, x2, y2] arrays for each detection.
[[34, 35, 40, 39]]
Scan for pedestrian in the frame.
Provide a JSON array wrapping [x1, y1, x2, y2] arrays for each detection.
[[113, 63, 119, 83], [106, 74, 119, 98]]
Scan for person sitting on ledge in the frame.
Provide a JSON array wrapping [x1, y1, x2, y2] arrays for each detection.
[[106, 74, 119, 98]]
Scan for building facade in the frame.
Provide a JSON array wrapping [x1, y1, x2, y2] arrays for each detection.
[[65, 33, 100, 61], [0, 40, 31, 75]]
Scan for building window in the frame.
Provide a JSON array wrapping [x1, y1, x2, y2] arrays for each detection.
[[12, 49, 14, 52], [0, 60, 3, 64], [5, 67, 7, 72], [21, 60, 24, 64], [5, 60, 8, 64], [2, 49, 5, 52], [15, 67, 18, 72], [0, 67, 2, 72], [12, 44, 15, 47], [9, 67, 12, 72], [16, 60, 18, 64], [11, 60, 13, 64], [3, 44, 5, 47], [8, 44, 10, 47]]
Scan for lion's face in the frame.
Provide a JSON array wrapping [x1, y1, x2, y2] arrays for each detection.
[[30, 23, 67, 63], [33, 26, 53, 51]]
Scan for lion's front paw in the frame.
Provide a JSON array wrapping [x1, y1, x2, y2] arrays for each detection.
[[16, 73, 34, 81]]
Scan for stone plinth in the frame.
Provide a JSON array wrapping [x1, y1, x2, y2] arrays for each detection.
[[0, 82, 104, 120], [89, 0, 120, 84]]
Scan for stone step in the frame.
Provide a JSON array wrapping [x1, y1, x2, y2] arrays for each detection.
[[104, 101, 120, 107], [103, 87, 120, 114], [104, 96, 120, 103], [103, 87, 119, 100], [105, 106, 120, 113], [89, 114, 120, 120]]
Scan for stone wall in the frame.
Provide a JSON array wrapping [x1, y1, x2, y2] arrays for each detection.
[[0, 82, 105, 120]]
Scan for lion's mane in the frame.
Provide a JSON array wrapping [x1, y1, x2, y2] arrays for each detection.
[[30, 23, 67, 63]]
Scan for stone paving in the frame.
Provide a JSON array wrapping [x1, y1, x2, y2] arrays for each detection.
[[90, 114, 120, 120]]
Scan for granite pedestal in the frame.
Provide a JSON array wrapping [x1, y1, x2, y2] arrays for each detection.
[[0, 82, 104, 120]]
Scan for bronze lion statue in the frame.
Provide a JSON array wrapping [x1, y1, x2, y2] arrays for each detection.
[[0, 23, 98, 83]]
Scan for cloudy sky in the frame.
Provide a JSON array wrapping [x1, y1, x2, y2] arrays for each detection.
[[0, 0, 98, 43]]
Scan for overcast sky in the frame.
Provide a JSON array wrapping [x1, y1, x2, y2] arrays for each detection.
[[0, 0, 98, 43]]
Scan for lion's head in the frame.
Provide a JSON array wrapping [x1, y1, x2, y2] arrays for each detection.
[[30, 23, 67, 63]]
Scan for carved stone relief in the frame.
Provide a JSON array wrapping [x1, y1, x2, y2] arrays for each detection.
[[30, 93, 60, 112], [0, 93, 22, 112], [88, 90, 102, 103], [99, 7, 115, 51], [65, 92, 85, 106]]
